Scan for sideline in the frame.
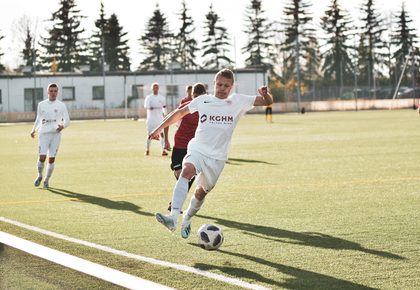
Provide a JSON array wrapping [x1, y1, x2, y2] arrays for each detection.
[[0, 231, 173, 290], [0, 216, 270, 290]]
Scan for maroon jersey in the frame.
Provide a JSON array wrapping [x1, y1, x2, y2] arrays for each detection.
[[174, 96, 199, 149]]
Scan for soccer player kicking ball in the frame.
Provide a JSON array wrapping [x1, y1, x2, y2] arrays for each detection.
[[30, 83, 70, 188], [149, 68, 273, 238]]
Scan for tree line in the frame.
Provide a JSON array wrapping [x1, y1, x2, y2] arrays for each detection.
[[0, 0, 418, 101]]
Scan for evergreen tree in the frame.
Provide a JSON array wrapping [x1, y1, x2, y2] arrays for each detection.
[[242, 0, 274, 69], [173, 0, 199, 70], [22, 28, 36, 67], [281, 0, 316, 110], [391, 3, 417, 86], [359, 0, 386, 88], [89, 1, 107, 72], [0, 32, 5, 71], [138, 4, 173, 71], [320, 0, 354, 89], [106, 14, 130, 71], [38, 0, 87, 72], [201, 4, 233, 69]]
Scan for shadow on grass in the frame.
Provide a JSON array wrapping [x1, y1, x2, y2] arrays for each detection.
[[194, 250, 376, 290], [197, 214, 405, 260], [226, 157, 277, 165], [47, 187, 153, 217]]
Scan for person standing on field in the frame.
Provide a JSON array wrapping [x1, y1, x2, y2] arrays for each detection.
[[30, 83, 70, 188], [149, 68, 273, 239], [167, 83, 207, 211], [144, 82, 170, 156]]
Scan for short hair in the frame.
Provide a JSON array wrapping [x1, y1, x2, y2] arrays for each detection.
[[48, 83, 58, 90], [192, 83, 206, 96], [151, 82, 159, 89], [186, 85, 192, 91], [215, 68, 234, 84]]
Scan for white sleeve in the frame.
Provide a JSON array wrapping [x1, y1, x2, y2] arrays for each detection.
[[62, 103, 70, 128], [144, 95, 150, 109], [32, 103, 42, 132]]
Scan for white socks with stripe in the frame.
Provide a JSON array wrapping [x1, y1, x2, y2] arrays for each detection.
[[170, 176, 189, 222]]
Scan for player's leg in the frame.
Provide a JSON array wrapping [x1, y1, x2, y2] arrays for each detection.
[[34, 134, 48, 187], [163, 127, 171, 151], [160, 132, 168, 156], [43, 133, 61, 188]]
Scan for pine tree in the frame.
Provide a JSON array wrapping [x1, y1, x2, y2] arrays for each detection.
[[201, 4, 233, 69], [242, 0, 274, 69], [359, 0, 386, 89], [22, 28, 36, 67], [281, 0, 316, 110], [89, 1, 107, 72], [391, 3, 417, 86], [38, 0, 87, 72], [173, 0, 199, 70], [0, 32, 5, 71], [106, 14, 130, 71], [138, 4, 173, 71], [320, 0, 354, 89]]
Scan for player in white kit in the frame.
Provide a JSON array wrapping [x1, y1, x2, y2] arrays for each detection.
[[144, 82, 170, 156], [149, 68, 273, 238], [30, 83, 70, 188]]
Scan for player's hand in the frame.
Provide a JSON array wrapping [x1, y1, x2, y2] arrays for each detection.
[[30, 131, 36, 138], [56, 125, 64, 132], [148, 129, 161, 140]]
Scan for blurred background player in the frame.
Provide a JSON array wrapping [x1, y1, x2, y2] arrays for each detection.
[[149, 68, 273, 239], [167, 83, 207, 211], [265, 103, 273, 123], [30, 83, 70, 188], [144, 82, 169, 156]]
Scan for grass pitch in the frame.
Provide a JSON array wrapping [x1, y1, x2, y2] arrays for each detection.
[[1, 110, 419, 289]]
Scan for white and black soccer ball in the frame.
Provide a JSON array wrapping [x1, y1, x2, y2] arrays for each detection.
[[197, 224, 224, 250]]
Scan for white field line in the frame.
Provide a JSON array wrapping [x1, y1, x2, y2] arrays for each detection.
[[0, 217, 271, 290], [0, 231, 173, 290]]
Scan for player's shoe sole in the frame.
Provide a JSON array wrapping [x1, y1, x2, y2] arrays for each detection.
[[181, 222, 191, 239], [155, 213, 176, 232], [34, 177, 42, 187]]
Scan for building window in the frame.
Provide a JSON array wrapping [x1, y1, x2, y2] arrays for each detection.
[[166, 85, 178, 97], [132, 85, 144, 99], [24, 88, 43, 112], [92, 86, 104, 100], [62, 86, 75, 101]]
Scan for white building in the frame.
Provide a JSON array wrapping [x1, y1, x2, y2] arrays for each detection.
[[0, 68, 267, 122]]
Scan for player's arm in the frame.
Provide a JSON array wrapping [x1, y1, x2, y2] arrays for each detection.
[[30, 103, 41, 138], [254, 86, 273, 106], [149, 106, 190, 140], [57, 104, 70, 132]]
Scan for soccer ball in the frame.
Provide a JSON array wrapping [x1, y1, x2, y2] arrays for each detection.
[[197, 224, 224, 250]]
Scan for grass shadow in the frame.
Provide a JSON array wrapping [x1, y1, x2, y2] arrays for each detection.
[[195, 250, 377, 290], [47, 187, 153, 217], [226, 157, 277, 165], [197, 214, 405, 260]]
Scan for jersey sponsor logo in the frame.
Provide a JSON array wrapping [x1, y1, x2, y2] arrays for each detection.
[[200, 114, 233, 125], [203, 101, 212, 103]]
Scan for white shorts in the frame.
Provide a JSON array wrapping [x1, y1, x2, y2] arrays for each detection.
[[183, 151, 225, 193], [38, 132, 61, 157]]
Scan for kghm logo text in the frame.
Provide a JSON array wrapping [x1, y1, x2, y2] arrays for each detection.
[[200, 114, 233, 124]]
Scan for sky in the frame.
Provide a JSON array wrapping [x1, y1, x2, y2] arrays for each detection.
[[0, 0, 419, 70]]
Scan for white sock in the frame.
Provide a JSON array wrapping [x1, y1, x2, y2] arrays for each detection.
[[160, 135, 165, 150], [37, 160, 45, 178], [45, 163, 55, 182], [184, 195, 205, 222], [145, 138, 151, 151], [170, 177, 189, 222]]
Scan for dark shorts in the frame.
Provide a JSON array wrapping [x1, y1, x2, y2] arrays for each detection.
[[170, 148, 188, 171]]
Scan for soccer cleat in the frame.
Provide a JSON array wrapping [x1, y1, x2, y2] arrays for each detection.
[[34, 177, 42, 187], [144, 150, 150, 156], [43, 181, 49, 188], [155, 213, 176, 232], [181, 221, 191, 239], [162, 150, 168, 156]]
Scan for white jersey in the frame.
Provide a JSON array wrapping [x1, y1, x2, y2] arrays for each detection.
[[32, 99, 70, 134], [144, 94, 166, 124], [187, 93, 256, 160]]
